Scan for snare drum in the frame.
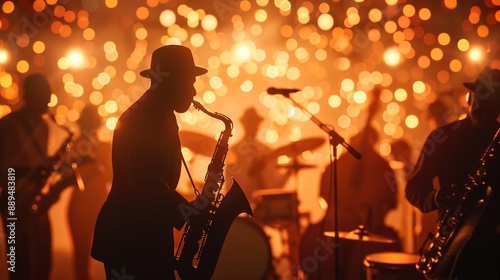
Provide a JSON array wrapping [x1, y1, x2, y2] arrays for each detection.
[[211, 217, 272, 280], [363, 252, 425, 280]]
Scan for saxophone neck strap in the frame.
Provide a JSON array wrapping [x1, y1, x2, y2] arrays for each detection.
[[180, 151, 201, 196]]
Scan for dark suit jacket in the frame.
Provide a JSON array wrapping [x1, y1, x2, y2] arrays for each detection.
[[91, 95, 189, 265], [406, 117, 500, 278]]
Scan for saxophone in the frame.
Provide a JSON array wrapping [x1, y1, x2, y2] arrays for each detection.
[[416, 127, 500, 279], [31, 114, 84, 214], [175, 100, 253, 280]]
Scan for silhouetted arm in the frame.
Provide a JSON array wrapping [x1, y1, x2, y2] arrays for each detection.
[[405, 134, 440, 213]]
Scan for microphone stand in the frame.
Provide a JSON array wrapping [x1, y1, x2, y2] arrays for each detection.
[[286, 96, 361, 280]]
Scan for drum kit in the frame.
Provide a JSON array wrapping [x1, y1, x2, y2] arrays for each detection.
[[324, 225, 398, 244], [179, 130, 423, 280], [363, 252, 424, 280], [323, 225, 424, 279]]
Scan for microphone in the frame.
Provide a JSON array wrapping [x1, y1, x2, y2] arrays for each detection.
[[266, 87, 301, 97]]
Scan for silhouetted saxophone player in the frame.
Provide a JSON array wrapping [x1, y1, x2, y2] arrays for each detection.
[[407, 67, 500, 279], [92, 45, 251, 280]]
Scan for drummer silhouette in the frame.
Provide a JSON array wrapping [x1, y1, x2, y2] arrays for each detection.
[[226, 107, 290, 204]]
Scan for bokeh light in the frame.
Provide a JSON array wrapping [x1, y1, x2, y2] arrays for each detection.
[[160, 9, 176, 27], [468, 47, 484, 62], [317, 13, 334, 31], [384, 47, 402, 66], [0, 0, 498, 185], [67, 50, 85, 68], [0, 50, 8, 64], [6, 4, 500, 275]]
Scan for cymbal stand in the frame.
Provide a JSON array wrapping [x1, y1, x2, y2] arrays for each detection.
[[286, 96, 361, 280], [288, 155, 304, 192]]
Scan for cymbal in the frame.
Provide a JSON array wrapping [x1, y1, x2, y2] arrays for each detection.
[[277, 162, 316, 170], [268, 137, 325, 158], [179, 130, 217, 156], [324, 225, 397, 244], [323, 231, 350, 239]]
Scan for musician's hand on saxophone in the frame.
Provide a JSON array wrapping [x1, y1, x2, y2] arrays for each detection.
[[187, 197, 210, 223], [433, 184, 463, 212]]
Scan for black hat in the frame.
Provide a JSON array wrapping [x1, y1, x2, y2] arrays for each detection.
[[140, 45, 207, 79], [463, 67, 500, 93]]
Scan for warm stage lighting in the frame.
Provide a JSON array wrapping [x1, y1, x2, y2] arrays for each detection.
[[201, 14, 217, 31], [468, 47, 483, 62], [105, 116, 118, 131], [405, 114, 419, 129], [317, 13, 334, 31], [353, 90, 367, 104], [159, 9, 176, 27], [2, 2, 500, 279], [48, 94, 58, 108], [234, 44, 252, 61], [236, 46, 251, 60], [0, 50, 8, 64], [67, 50, 85, 68], [384, 47, 402, 66]]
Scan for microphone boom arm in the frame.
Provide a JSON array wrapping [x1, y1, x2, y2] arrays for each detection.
[[288, 97, 361, 159]]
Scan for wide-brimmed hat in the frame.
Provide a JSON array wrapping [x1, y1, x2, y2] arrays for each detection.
[[463, 67, 500, 93], [140, 45, 207, 79]]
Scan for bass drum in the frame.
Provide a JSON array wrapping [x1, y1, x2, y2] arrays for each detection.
[[212, 217, 273, 280], [363, 252, 425, 280]]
